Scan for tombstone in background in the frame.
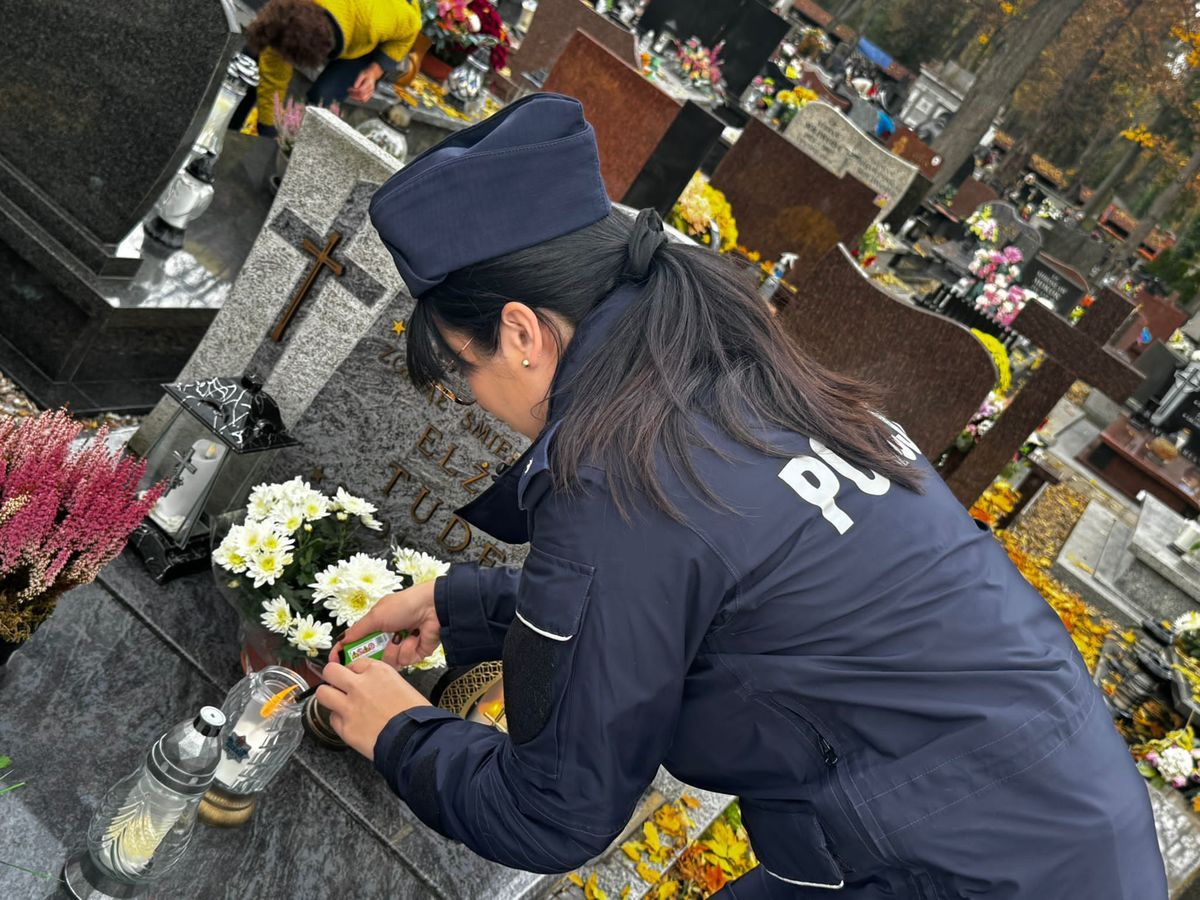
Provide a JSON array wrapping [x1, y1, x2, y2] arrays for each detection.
[[946, 287, 1144, 505], [947, 178, 999, 221], [983, 201, 1043, 263], [129, 109, 402, 454], [711, 117, 878, 277], [1041, 220, 1108, 276], [0, 0, 241, 412], [1024, 253, 1089, 317], [638, 0, 789, 96], [1113, 288, 1187, 360], [783, 102, 918, 222], [887, 126, 944, 183], [778, 246, 997, 456], [545, 32, 723, 209], [506, 0, 638, 90]]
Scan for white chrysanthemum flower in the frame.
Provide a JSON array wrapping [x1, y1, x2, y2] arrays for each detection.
[[260, 597, 294, 635], [310, 560, 348, 602], [335, 511, 349, 522], [288, 614, 333, 657], [272, 504, 306, 534], [1159, 745, 1195, 781], [259, 526, 293, 555], [404, 644, 447, 672], [333, 487, 376, 517], [299, 491, 331, 522], [247, 549, 293, 588], [1177, 611, 1200, 634], [278, 477, 312, 501], [344, 553, 404, 594], [213, 535, 249, 574], [246, 483, 284, 522], [360, 513, 383, 531], [322, 585, 379, 626], [393, 547, 449, 584]]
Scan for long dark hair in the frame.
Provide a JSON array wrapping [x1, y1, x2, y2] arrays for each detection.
[[408, 211, 923, 516]]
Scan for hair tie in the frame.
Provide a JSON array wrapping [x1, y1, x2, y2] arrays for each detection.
[[625, 208, 668, 279]]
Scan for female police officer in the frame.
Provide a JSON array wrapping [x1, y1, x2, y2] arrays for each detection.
[[316, 93, 1166, 898]]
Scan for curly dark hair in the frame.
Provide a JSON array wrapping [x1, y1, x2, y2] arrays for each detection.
[[246, 0, 336, 68]]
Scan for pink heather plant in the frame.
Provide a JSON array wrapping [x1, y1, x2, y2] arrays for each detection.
[[0, 410, 165, 643]]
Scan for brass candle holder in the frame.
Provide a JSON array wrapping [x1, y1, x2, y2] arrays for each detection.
[[197, 783, 257, 827]]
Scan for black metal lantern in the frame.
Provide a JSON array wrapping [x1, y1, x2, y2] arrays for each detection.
[[129, 374, 297, 582]]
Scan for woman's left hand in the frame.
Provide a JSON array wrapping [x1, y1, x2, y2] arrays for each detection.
[[317, 659, 432, 760], [348, 62, 385, 102]]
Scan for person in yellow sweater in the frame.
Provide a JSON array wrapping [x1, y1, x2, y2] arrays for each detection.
[[243, 0, 421, 136]]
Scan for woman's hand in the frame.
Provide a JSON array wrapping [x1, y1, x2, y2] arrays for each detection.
[[329, 579, 442, 669], [317, 659, 431, 761], [348, 62, 385, 102]]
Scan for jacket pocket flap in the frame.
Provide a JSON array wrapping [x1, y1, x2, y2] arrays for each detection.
[[740, 801, 846, 890], [515, 548, 594, 641]]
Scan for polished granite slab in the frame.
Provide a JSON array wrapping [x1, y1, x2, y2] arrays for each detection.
[[90, 553, 552, 900], [0, 584, 436, 900]]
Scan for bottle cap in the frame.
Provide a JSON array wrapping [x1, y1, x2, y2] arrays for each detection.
[[195, 706, 226, 737]]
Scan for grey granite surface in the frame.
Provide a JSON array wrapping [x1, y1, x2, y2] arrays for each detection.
[[1149, 785, 1200, 895], [1052, 501, 1144, 628], [0, 584, 435, 900], [0, 0, 238, 264], [131, 109, 405, 454], [1130, 495, 1200, 606], [265, 293, 531, 569]]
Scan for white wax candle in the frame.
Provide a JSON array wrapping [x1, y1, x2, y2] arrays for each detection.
[[150, 439, 225, 536], [213, 717, 270, 792]]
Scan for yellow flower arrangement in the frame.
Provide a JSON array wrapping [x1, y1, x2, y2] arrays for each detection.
[[970, 329, 1012, 396], [669, 173, 739, 253]]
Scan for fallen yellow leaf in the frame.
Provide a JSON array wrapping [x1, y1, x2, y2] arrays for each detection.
[[681, 794, 700, 810], [620, 888, 631, 900], [636, 862, 661, 884], [643, 821, 662, 854], [568, 873, 585, 887], [622, 841, 643, 862], [657, 879, 680, 899]]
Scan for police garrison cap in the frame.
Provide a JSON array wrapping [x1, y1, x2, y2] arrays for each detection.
[[369, 92, 613, 297]]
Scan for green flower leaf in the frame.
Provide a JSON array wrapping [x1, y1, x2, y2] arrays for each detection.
[[0, 756, 10, 770]]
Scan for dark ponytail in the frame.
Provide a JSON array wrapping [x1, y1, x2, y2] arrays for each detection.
[[408, 210, 922, 518]]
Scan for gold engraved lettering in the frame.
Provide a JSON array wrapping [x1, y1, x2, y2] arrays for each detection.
[[438, 516, 472, 553], [438, 444, 461, 477], [461, 461, 491, 494], [383, 463, 412, 496], [479, 543, 507, 567], [410, 487, 443, 524], [415, 424, 442, 459]]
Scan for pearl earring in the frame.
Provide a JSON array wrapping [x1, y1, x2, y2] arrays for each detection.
[[522, 359, 530, 368]]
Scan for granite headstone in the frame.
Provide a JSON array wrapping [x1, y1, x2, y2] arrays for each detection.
[[1024, 253, 1088, 317], [783, 102, 918, 221], [0, 0, 239, 274], [507, 0, 638, 88], [0, 0, 244, 412], [131, 109, 403, 455], [543, 32, 686, 201], [710, 117, 878, 279], [266, 296, 531, 568], [779, 245, 997, 456]]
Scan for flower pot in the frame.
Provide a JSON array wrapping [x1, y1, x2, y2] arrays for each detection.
[[421, 53, 455, 82], [239, 620, 323, 689]]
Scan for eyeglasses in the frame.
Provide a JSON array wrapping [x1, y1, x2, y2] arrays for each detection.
[[433, 337, 476, 406]]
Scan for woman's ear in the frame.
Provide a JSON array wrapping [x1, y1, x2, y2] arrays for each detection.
[[497, 302, 544, 368]]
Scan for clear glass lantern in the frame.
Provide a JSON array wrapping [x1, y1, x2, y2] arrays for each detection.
[[130, 374, 296, 582], [198, 667, 308, 826]]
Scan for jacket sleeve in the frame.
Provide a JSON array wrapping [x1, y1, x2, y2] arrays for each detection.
[[374, 469, 735, 872], [434, 563, 521, 666], [369, 2, 421, 75], [255, 48, 293, 129]]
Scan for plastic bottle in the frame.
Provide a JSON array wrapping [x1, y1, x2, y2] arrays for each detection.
[[759, 252, 798, 302], [64, 707, 226, 898]]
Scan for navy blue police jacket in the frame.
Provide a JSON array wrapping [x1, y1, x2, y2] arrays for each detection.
[[375, 286, 1166, 898]]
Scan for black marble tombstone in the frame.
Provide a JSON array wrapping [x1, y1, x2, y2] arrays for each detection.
[[0, 0, 243, 413], [639, 0, 789, 96], [621, 102, 727, 216]]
